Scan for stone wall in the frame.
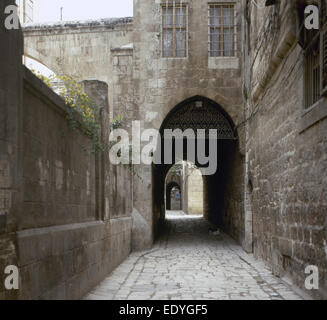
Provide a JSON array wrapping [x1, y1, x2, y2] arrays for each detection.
[[16, 68, 133, 299], [0, 0, 23, 300], [187, 168, 203, 215], [244, 0, 327, 299], [22, 72, 98, 229], [23, 18, 133, 119], [23, 17, 137, 251]]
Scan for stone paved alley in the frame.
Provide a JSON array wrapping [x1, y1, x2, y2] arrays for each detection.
[[85, 212, 309, 300]]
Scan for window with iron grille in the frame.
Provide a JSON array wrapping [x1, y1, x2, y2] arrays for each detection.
[[320, 0, 327, 95], [298, 0, 327, 108], [322, 30, 327, 94], [304, 33, 320, 108], [208, 3, 236, 57], [162, 2, 187, 58], [321, 0, 327, 25]]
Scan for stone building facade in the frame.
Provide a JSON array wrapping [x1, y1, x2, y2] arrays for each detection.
[[243, 0, 327, 299], [132, 0, 244, 251], [0, 0, 324, 299]]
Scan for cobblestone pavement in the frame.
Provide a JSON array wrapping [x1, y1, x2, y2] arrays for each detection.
[[85, 211, 308, 300]]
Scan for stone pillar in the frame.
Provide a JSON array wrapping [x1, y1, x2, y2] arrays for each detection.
[[182, 163, 188, 214], [0, 0, 23, 299], [110, 46, 134, 224], [243, 146, 253, 253], [132, 165, 153, 251], [130, 0, 154, 251], [187, 168, 204, 215], [82, 80, 110, 221], [242, 80, 253, 253], [241, 1, 253, 254]]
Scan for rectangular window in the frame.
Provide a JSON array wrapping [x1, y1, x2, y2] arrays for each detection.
[[320, 0, 327, 95], [209, 3, 236, 57], [305, 35, 320, 108], [322, 30, 327, 94], [321, 0, 327, 26], [162, 3, 187, 57], [299, 0, 327, 109]]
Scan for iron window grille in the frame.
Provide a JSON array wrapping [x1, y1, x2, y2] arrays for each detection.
[[208, 3, 237, 57], [297, 0, 327, 108], [304, 34, 321, 108], [162, 1, 188, 58], [320, 0, 327, 95]]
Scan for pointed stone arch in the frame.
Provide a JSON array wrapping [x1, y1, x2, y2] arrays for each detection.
[[153, 95, 244, 245], [159, 95, 238, 140]]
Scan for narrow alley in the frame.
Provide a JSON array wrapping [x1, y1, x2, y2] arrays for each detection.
[[85, 212, 307, 300]]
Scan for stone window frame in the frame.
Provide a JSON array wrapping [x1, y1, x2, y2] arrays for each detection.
[[303, 29, 321, 109], [161, 1, 189, 58], [207, 1, 237, 58], [298, 0, 327, 133]]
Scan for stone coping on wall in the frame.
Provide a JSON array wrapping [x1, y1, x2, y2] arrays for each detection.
[[22, 17, 133, 35], [17, 220, 104, 238], [17, 221, 106, 266], [24, 66, 68, 112], [17, 216, 133, 267], [16, 216, 133, 299], [23, 66, 84, 128]]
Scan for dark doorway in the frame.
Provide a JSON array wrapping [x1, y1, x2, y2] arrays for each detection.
[[166, 182, 181, 210]]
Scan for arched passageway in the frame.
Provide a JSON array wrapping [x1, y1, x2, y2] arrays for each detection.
[[153, 96, 244, 242], [165, 161, 204, 215], [166, 182, 181, 210]]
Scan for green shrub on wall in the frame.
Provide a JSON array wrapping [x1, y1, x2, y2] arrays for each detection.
[[33, 70, 103, 154], [33, 70, 141, 179]]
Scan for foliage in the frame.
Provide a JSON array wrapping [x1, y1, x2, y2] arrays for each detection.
[[32, 70, 103, 154], [33, 69, 141, 179], [170, 164, 183, 175], [110, 114, 124, 130]]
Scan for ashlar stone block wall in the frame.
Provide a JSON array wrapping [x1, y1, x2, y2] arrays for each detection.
[[244, 0, 327, 299], [17, 68, 133, 299], [187, 168, 204, 215]]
